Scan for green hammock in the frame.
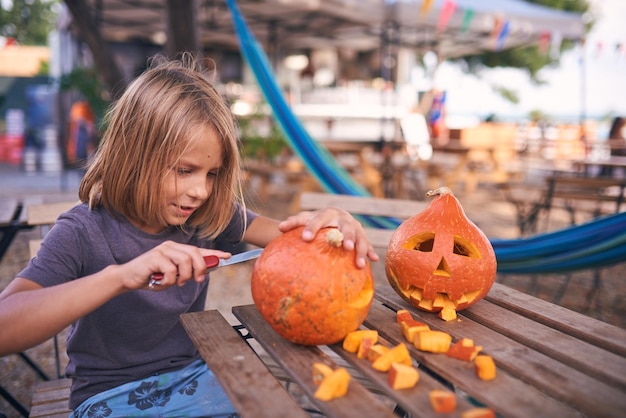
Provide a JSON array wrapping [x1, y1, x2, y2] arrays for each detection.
[[226, 0, 626, 274]]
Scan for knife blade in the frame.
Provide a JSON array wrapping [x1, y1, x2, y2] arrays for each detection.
[[148, 248, 262, 285]]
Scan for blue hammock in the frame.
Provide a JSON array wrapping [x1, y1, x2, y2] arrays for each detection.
[[226, 0, 626, 274]]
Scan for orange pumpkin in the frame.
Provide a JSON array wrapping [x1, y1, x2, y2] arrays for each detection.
[[385, 187, 496, 314], [252, 227, 374, 346]]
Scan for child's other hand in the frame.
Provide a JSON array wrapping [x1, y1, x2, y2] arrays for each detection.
[[118, 241, 231, 291], [278, 208, 379, 268]]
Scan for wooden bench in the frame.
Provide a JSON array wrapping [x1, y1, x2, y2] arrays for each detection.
[[498, 175, 626, 235], [29, 378, 72, 418]]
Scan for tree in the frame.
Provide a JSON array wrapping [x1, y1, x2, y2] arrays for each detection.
[[0, 0, 59, 46], [455, 0, 592, 83], [62, 0, 127, 101]]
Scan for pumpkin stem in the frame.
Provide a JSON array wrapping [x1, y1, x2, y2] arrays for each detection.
[[426, 187, 454, 198], [325, 228, 344, 247]]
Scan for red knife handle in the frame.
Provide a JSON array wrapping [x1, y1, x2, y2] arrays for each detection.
[[150, 254, 220, 282]]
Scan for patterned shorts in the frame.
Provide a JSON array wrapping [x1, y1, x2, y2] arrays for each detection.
[[70, 359, 238, 418]]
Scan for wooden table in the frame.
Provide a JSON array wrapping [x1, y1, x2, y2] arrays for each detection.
[[181, 282, 626, 418], [571, 156, 626, 177]]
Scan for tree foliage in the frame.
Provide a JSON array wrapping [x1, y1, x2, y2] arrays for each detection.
[[0, 0, 59, 46], [455, 0, 592, 83]]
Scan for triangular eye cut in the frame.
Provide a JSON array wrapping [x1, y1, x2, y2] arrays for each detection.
[[453, 236, 480, 258], [403, 232, 435, 252]]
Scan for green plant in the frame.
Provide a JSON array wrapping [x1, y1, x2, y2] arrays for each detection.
[[237, 109, 288, 163]]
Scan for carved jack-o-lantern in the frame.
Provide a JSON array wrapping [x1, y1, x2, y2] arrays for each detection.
[[385, 187, 496, 316], [252, 227, 374, 345]]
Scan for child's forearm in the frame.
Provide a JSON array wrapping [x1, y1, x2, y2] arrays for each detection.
[[0, 265, 126, 356]]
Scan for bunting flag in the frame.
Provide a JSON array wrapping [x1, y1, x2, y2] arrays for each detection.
[[436, 0, 457, 34], [495, 20, 510, 50], [539, 31, 551, 54], [595, 40, 604, 57], [460, 9, 474, 33], [490, 17, 503, 43], [419, 0, 435, 17]]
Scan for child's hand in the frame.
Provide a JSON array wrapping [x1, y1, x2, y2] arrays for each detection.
[[278, 208, 379, 268], [118, 241, 231, 291]]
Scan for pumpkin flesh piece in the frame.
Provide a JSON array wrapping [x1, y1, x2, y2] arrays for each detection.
[[429, 389, 457, 413], [388, 363, 420, 390], [314, 367, 351, 401]]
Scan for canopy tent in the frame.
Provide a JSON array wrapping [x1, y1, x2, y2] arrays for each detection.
[[89, 0, 585, 58], [226, 0, 625, 275]]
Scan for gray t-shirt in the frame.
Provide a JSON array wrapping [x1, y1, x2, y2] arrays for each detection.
[[19, 202, 257, 409]]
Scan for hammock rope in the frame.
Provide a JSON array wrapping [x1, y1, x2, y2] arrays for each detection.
[[226, 0, 626, 274]]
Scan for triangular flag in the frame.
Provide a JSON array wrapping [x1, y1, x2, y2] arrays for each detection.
[[420, 0, 435, 17], [436, 0, 457, 33], [596, 41, 603, 57], [490, 17, 503, 41], [461, 9, 474, 33], [539, 31, 550, 54], [496, 20, 510, 50]]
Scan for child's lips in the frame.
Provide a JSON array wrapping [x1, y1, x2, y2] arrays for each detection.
[[176, 205, 197, 217]]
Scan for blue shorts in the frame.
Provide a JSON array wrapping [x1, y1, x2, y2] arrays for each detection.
[[70, 359, 237, 418]]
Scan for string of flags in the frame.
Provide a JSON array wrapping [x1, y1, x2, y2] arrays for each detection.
[[418, 0, 625, 60], [420, 0, 520, 52]]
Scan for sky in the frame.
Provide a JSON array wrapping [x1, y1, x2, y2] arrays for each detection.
[[438, 0, 626, 124]]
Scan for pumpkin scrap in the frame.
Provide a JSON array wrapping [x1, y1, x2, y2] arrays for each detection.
[[429, 389, 457, 413], [438, 307, 457, 321], [367, 344, 390, 362], [312, 362, 334, 386], [400, 319, 430, 343], [446, 338, 482, 361], [252, 227, 374, 345], [396, 309, 414, 323], [387, 362, 419, 390], [356, 336, 376, 359], [474, 355, 497, 380], [372, 343, 412, 372], [385, 187, 497, 319], [314, 367, 351, 401], [461, 407, 496, 418], [342, 329, 379, 353], [414, 330, 452, 353]]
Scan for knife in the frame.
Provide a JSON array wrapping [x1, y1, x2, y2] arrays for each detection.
[[148, 248, 263, 286]]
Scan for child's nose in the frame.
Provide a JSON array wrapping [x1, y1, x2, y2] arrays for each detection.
[[188, 179, 210, 200]]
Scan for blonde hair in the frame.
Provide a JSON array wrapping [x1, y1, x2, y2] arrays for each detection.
[[79, 53, 243, 239]]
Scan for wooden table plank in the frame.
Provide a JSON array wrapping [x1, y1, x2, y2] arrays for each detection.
[[366, 299, 584, 418], [462, 297, 626, 389], [180, 310, 308, 418], [374, 285, 626, 418], [486, 282, 626, 357], [233, 305, 397, 418]]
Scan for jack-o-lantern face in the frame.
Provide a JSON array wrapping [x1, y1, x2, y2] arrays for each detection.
[[385, 188, 496, 314]]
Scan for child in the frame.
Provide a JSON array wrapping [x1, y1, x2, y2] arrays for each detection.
[[0, 54, 378, 417]]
